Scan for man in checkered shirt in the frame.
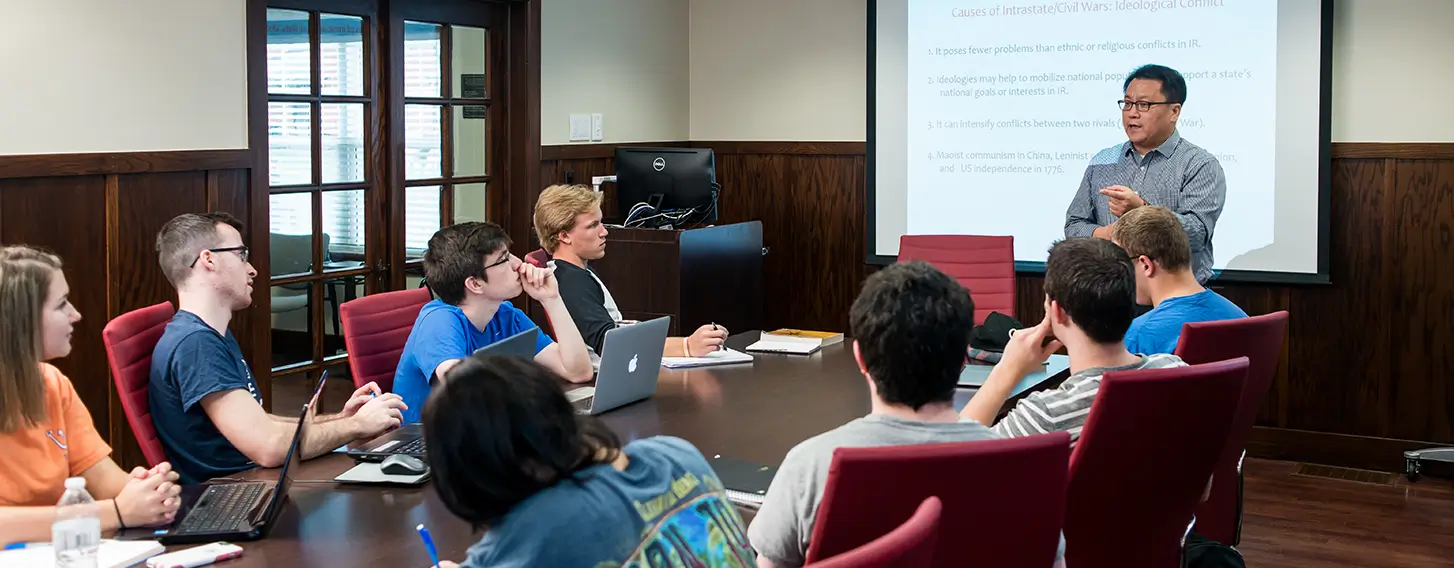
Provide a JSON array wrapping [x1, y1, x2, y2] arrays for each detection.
[[1064, 64, 1226, 284]]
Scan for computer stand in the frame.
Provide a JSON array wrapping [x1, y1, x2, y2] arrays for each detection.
[[1404, 447, 1454, 481]]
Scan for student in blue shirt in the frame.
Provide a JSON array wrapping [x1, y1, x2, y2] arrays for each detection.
[[393, 222, 593, 422], [422, 355, 754, 568], [1113, 206, 1247, 355]]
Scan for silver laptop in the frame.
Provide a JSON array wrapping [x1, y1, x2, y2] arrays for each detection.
[[567, 316, 670, 415]]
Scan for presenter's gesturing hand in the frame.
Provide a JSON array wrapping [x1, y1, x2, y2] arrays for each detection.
[[1100, 185, 1146, 217]]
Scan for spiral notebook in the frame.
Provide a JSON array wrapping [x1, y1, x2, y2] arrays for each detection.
[[708, 455, 777, 509]]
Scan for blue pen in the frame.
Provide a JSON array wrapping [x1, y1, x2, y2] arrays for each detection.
[[417, 523, 441, 567]]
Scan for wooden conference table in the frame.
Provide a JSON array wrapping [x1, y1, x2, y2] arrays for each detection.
[[198, 333, 1063, 567]]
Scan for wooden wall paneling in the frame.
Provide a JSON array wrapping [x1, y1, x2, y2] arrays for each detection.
[[0, 150, 251, 180], [0, 176, 114, 460], [1387, 158, 1454, 442], [109, 173, 208, 316], [1284, 159, 1392, 438]]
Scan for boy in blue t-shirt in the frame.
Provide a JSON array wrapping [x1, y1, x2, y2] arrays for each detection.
[[1113, 206, 1248, 355], [393, 222, 594, 422]]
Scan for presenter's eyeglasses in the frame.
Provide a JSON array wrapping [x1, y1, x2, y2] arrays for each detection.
[[1117, 100, 1178, 112]]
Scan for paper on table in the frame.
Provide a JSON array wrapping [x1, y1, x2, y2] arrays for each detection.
[[0, 539, 165, 568], [661, 348, 754, 368]]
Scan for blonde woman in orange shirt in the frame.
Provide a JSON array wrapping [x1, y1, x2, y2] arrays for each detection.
[[0, 246, 183, 546]]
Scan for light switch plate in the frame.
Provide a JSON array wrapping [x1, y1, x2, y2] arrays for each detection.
[[569, 114, 591, 142], [590, 113, 604, 141]]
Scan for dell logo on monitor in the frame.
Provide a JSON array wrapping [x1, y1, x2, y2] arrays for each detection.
[[652, 157, 666, 172]]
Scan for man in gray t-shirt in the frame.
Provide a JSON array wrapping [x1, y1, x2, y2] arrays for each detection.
[[748, 415, 997, 566], [962, 238, 1186, 442], [747, 262, 1002, 568]]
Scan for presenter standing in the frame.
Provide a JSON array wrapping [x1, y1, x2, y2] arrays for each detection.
[[1064, 64, 1226, 284]]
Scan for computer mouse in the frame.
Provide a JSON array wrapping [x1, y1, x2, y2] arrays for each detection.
[[380, 454, 428, 476]]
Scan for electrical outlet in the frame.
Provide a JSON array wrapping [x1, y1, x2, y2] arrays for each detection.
[[591, 114, 604, 141], [569, 114, 591, 142]]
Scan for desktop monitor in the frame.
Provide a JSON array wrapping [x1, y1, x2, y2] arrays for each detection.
[[613, 147, 717, 225]]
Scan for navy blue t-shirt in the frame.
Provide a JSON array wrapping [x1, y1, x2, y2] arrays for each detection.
[[148, 310, 263, 484], [393, 300, 552, 423], [460, 436, 755, 567]]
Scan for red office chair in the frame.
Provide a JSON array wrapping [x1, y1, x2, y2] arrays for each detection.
[[897, 235, 1014, 325], [1064, 358, 1248, 568], [1175, 311, 1289, 545], [525, 248, 551, 268], [102, 301, 177, 467], [522, 248, 559, 336], [809, 496, 942, 568], [805, 432, 1070, 568], [339, 287, 433, 393]]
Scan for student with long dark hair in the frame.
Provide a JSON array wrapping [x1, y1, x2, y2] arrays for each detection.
[[422, 355, 754, 567], [0, 246, 182, 546]]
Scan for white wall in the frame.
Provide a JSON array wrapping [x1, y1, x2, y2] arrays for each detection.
[[678, 0, 1453, 143], [689, 0, 867, 142], [0, 0, 248, 155], [541, 0, 690, 145], [1330, 0, 1454, 142]]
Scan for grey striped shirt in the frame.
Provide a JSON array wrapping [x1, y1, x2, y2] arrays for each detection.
[[992, 353, 1185, 443], [1064, 130, 1227, 283]]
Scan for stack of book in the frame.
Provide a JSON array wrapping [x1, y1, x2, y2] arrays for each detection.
[[745, 329, 844, 355]]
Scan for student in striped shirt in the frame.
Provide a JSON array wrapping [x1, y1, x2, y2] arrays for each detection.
[[960, 238, 1184, 442]]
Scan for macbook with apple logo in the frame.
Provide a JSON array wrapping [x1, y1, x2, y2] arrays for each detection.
[[566, 316, 670, 415]]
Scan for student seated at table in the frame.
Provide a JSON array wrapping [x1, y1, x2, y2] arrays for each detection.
[[0, 246, 182, 545], [960, 238, 1185, 442], [532, 184, 728, 362], [748, 261, 1003, 568], [393, 222, 593, 422], [149, 213, 408, 484], [1113, 206, 1247, 355], [422, 355, 755, 567]]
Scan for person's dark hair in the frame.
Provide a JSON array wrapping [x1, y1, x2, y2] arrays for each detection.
[[1123, 64, 1187, 104], [422, 221, 512, 305], [155, 212, 245, 286], [422, 354, 622, 529], [1044, 238, 1136, 343], [849, 261, 974, 410]]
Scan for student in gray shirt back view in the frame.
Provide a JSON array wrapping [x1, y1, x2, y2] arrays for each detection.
[[747, 261, 1001, 568], [961, 237, 1186, 443]]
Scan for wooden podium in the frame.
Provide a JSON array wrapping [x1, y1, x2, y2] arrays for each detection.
[[536, 221, 764, 337]]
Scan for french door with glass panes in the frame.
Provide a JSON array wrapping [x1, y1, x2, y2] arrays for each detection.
[[388, 2, 508, 290], [264, 1, 509, 378]]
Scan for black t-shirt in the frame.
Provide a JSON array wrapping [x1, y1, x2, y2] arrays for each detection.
[[551, 258, 618, 354], [147, 310, 262, 484]]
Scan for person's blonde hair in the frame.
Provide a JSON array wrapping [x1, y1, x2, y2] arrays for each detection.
[[0, 245, 63, 433], [532, 184, 602, 253], [1112, 206, 1191, 271]]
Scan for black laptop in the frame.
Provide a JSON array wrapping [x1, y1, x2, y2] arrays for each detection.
[[708, 454, 778, 509], [348, 327, 541, 463], [120, 372, 327, 544]]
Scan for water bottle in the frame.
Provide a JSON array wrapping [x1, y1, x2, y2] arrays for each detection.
[[53, 477, 100, 568]]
